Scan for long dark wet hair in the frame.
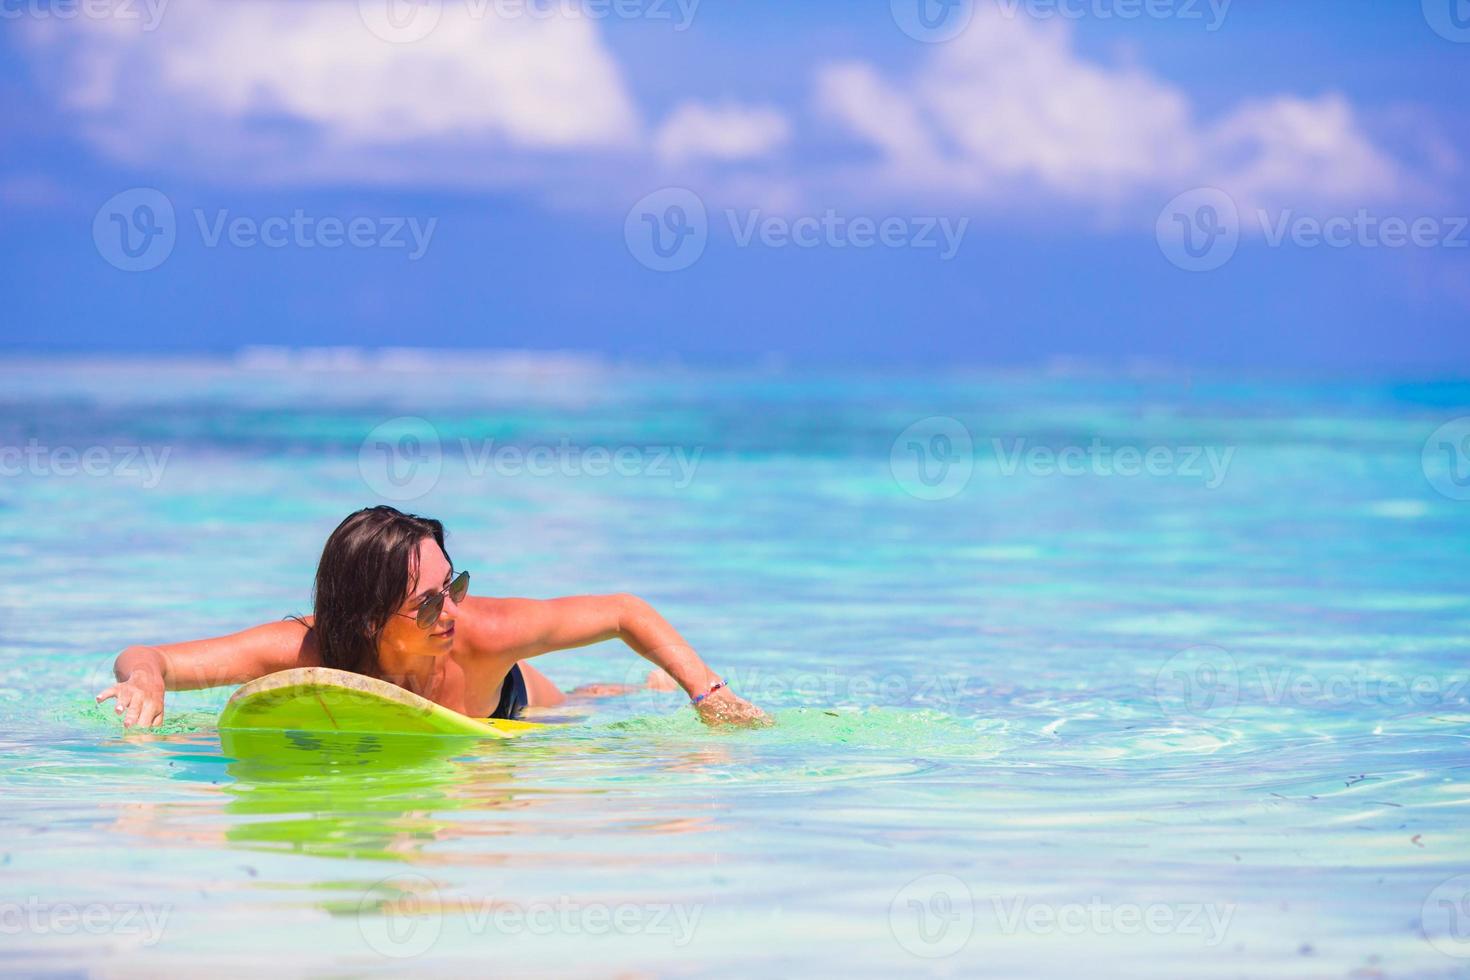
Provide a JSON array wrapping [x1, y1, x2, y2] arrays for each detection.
[[309, 505, 451, 674]]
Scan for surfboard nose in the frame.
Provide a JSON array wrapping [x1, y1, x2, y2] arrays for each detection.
[[219, 667, 547, 739]]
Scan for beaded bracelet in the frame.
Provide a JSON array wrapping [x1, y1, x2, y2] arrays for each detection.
[[690, 680, 727, 706]]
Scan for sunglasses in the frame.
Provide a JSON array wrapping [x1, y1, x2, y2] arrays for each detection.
[[397, 570, 470, 629]]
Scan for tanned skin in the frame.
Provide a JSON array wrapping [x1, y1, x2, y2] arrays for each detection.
[[97, 538, 771, 729]]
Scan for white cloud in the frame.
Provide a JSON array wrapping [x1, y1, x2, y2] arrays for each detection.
[[14, 0, 1424, 223], [1205, 95, 1401, 206], [814, 5, 1405, 215], [654, 101, 791, 164], [815, 63, 937, 170], [21, 0, 642, 185]]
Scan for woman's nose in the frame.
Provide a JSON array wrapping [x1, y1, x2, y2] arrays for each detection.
[[440, 593, 462, 620]]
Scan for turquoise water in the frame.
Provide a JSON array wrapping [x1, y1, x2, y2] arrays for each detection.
[[2, 356, 1468, 977]]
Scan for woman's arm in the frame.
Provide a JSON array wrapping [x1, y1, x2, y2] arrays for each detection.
[[462, 594, 770, 727], [96, 620, 315, 728]]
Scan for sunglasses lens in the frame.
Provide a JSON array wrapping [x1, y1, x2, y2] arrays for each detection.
[[450, 571, 469, 603], [417, 595, 442, 629]]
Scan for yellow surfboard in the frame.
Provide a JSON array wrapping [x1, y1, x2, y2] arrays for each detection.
[[218, 667, 545, 738]]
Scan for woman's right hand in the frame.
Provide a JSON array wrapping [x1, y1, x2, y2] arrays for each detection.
[[695, 687, 773, 728], [89, 623, 314, 730], [96, 669, 166, 729]]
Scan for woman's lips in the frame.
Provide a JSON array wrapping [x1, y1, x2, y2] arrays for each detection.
[[434, 624, 456, 639]]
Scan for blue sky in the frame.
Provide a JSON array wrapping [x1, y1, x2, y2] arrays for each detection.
[[1, 0, 1467, 371]]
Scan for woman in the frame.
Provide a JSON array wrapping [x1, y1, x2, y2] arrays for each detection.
[[96, 506, 771, 729]]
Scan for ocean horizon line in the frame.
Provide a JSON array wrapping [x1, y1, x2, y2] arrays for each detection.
[[0, 346, 1466, 385]]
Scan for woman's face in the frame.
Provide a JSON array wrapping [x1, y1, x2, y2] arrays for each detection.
[[375, 537, 461, 681]]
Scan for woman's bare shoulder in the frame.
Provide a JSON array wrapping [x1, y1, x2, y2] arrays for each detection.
[[454, 596, 530, 659], [284, 616, 322, 666]]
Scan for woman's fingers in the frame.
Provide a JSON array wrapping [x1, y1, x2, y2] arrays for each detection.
[[98, 683, 160, 729], [695, 692, 773, 728], [103, 682, 165, 729]]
